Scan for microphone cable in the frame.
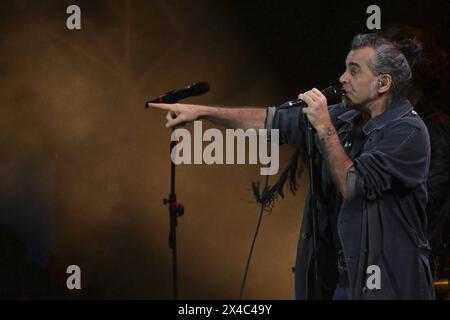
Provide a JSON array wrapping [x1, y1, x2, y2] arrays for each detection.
[[238, 173, 270, 300]]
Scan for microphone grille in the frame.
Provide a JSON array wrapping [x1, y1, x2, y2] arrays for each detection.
[[191, 81, 210, 95], [322, 85, 344, 105]]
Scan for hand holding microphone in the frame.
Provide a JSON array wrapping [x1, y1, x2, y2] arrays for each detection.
[[300, 88, 336, 136]]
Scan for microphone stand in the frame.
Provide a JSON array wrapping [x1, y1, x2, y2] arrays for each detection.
[[163, 129, 185, 300], [147, 83, 210, 300]]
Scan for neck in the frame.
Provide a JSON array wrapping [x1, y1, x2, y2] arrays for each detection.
[[360, 95, 390, 122]]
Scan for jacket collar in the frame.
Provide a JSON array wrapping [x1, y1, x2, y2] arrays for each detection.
[[337, 108, 360, 124], [336, 99, 413, 135]]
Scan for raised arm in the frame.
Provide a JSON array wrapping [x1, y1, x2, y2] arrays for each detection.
[[147, 102, 267, 130]]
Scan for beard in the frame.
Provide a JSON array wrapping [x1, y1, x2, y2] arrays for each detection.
[[342, 95, 354, 110], [342, 95, 368, 114]]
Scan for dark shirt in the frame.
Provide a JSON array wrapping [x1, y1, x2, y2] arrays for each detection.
[[267, 99, 435, 299]]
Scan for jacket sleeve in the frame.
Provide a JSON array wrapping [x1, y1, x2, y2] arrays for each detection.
[[266, 103, 346, 148], [347, 120, 430, 201]]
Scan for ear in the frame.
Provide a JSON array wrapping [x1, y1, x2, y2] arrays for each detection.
[[377, 74, 392, 94]]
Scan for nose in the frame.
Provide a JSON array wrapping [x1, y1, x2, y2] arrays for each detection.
[[339, 71, 348, 85]]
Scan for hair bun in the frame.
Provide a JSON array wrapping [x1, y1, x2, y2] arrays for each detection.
[[394, 38, 423, 68]]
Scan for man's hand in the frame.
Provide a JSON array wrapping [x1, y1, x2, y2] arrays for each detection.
[[300, 88, 353, 199], [147, 102, 205, 128], [299, 88, 334, 136]]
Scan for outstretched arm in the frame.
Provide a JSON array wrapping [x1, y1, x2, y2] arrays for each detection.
[[147, 102, 267, 130]]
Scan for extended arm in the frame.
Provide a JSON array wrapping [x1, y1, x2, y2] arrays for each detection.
[[148, 102, 267, 130]]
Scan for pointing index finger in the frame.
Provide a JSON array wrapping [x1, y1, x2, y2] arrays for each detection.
[[147, 103, 174, 111]]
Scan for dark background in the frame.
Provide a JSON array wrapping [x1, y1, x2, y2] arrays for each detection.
[[0, 0, 448, 299]]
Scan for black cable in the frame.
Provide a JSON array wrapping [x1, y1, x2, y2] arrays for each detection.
[[238, 174, 270, 300]]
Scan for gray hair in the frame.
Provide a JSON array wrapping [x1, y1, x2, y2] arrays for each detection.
[[351, 33, 414, 105]]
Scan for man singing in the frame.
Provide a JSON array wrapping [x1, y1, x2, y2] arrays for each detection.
[[149, 33, 434, 299]]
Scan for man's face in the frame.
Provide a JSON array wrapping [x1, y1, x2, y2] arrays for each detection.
[[339, 47, 379, 107]]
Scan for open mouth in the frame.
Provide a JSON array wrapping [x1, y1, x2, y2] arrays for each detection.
[[342, 91, 354, 105], [343, 90, 351, 99]]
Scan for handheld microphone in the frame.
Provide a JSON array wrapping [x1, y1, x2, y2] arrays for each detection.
[[145, 81, 210, 107], [278, 85, 345, 109]]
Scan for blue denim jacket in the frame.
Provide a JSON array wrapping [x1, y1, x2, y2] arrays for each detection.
[[267, 99, 434, 299]]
